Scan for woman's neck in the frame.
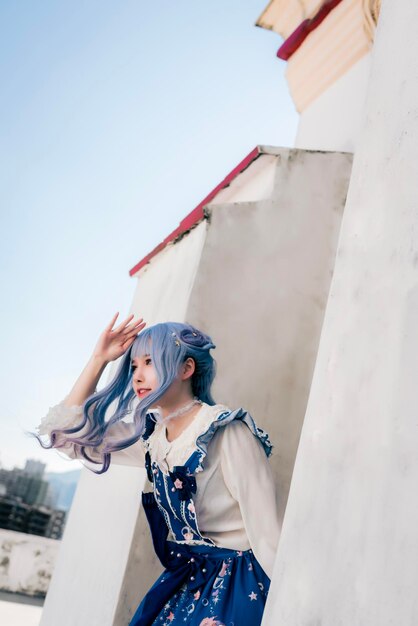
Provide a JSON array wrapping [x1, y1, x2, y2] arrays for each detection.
[[161, 396, 203, 443], [158, 392, 196, 419]]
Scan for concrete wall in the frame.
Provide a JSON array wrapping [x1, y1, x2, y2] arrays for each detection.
[[263, 2, 418, 624], [187, 149, 352, 522], [295, 54, 372, 153], [213, 151, 278, 204], [0, 528, 59, 596]]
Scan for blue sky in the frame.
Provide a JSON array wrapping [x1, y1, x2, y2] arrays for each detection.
[[0, 0, 298, 472]]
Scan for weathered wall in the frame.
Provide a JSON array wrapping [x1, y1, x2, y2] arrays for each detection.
[[0, 528, 59, 596], [187, 149, 352, 522], [263, 1, 418, 623]]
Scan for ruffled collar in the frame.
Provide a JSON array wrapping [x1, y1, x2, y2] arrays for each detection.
[[142, 402, 273, 474], [144, 403, 230, 467]]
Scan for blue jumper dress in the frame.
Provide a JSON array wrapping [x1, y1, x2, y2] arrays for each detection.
[[129, 409, 273, 626]]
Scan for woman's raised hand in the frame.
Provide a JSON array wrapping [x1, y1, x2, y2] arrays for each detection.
[[93, 312, 146, 363]]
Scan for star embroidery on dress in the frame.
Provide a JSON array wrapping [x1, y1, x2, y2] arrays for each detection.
[[219, 561, 228, 577], [249, 591, 258, 601], [167, 611, 175, 621]]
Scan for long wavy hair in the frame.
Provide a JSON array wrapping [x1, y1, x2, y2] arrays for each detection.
[[35, 322, 217, 474]]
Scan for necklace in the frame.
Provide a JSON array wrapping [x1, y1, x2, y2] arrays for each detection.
[[157, 397, 202, 424]]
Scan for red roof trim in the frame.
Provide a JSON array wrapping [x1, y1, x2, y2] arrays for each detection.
[[277, 0, 344, 61], [129, 146, 261, 277]]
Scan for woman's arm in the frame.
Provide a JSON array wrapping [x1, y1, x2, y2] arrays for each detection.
[[37, 399, 146, 467], [65, 311, 145, 407], [37, 312, 147, 467], [220, 420, 281, 579]]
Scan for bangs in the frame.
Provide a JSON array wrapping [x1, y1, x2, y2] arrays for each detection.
[[130, 328, 153, 359]]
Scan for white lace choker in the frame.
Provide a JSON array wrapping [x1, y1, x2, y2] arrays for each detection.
[[155, 398, 202, 424]]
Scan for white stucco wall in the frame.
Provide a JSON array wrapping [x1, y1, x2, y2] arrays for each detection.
[[263, 2, 418, 624], [130, 220, 208, 322], [0, 529, 59, 596], [295, 53, 372, 153], [213, 151, 278, 204], [0, 598, 42, 626]]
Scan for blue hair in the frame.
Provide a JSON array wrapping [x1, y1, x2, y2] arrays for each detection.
[[34, 322, 217, 474]]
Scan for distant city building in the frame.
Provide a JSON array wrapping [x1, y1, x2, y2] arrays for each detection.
[[0, 463, 79, 542], [0, 496, 66, 539], [24, 458, 46, 476], [46, 509, 67, 540], [0, 497, 28, 533], [0, 467, 50, 506]]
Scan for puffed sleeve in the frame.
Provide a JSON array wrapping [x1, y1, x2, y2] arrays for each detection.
[[37, 398, 145, 467], [220, 420, 280, 578]]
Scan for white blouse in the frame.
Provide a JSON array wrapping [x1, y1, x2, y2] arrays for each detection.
[[37, 401, 280, 578]]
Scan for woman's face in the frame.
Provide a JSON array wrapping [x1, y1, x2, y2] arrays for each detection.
[[131, 354, 159, 401], [131, 351, 195, 406]]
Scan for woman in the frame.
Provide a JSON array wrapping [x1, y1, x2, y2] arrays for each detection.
[[34, 312, 280, 625]]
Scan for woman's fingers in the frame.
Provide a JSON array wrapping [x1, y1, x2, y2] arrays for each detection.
[[124, 327, 146, 343], [122, 333, 141, 351], [121, 319, 145, 335], [105, 312, 119, 331], [112, 313, 135, 334], [106, 312, 145, 337]]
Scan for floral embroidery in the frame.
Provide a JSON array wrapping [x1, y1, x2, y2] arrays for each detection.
[[182, 528, 194, 543], [168, 466, 197, 501]]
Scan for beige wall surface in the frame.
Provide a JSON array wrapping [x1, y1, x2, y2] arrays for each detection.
[[187, 148, 352, 524], [263, 2, 418, 624], [296, 54, 372, 153]]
